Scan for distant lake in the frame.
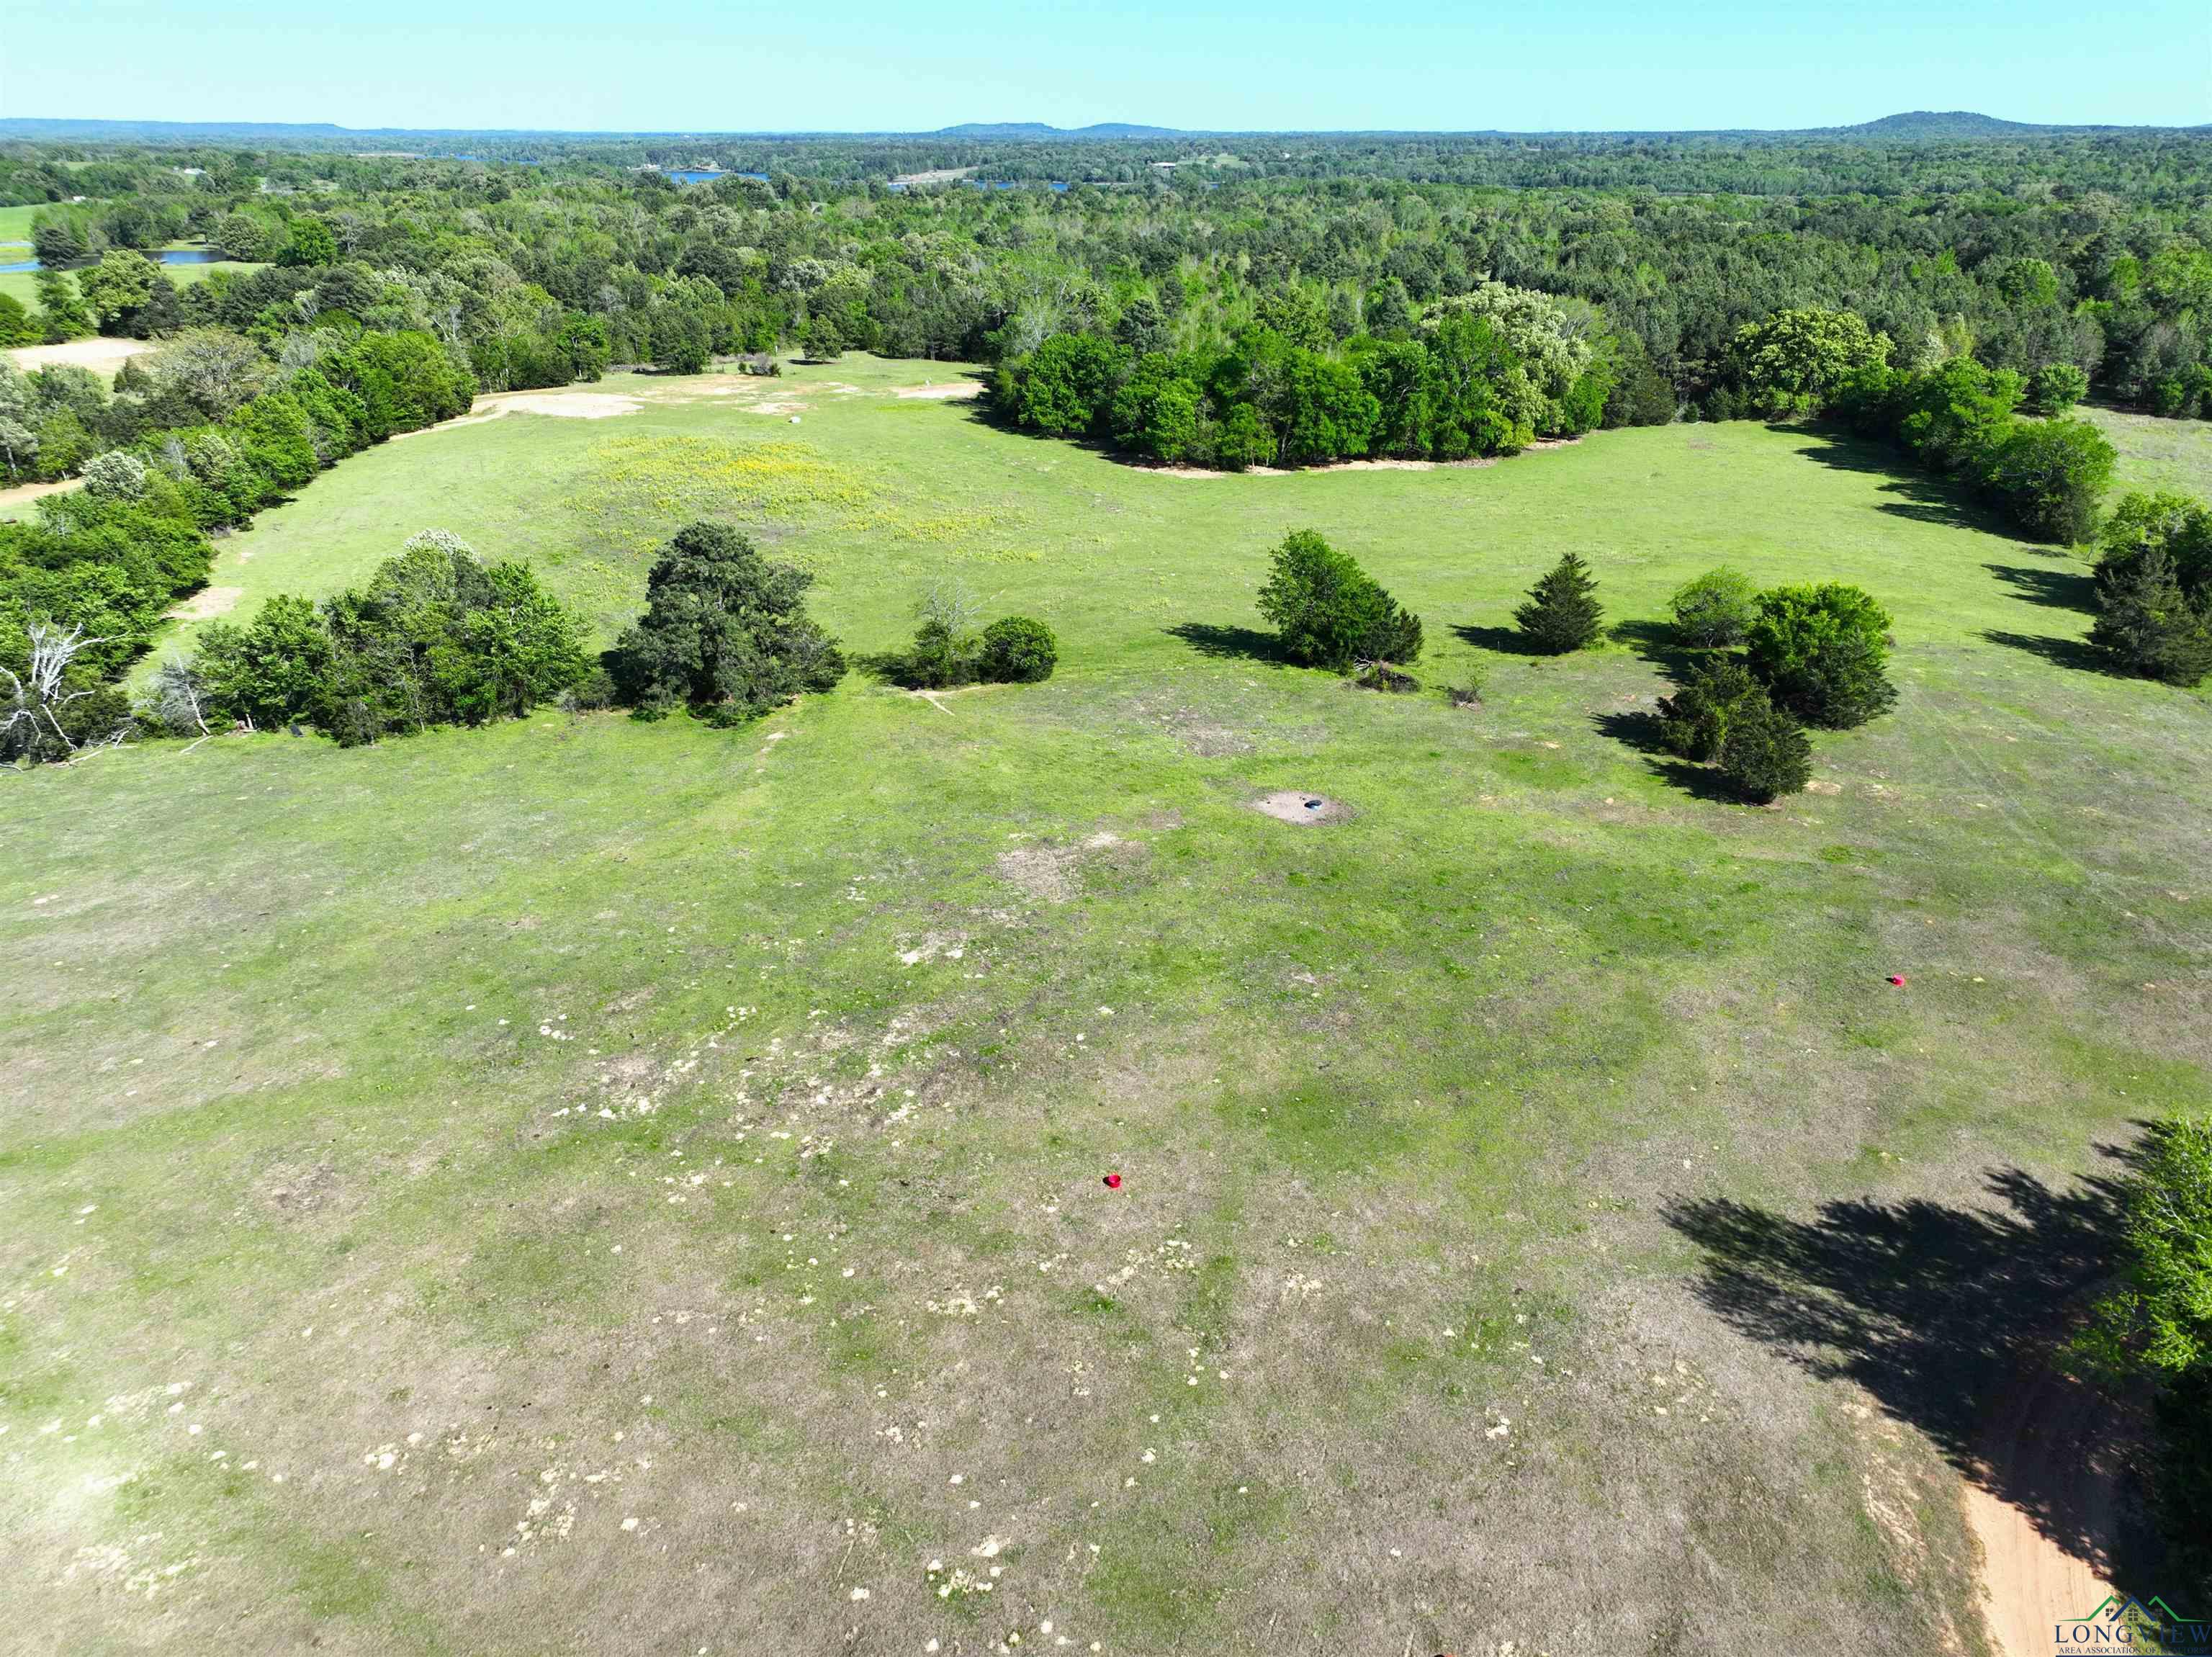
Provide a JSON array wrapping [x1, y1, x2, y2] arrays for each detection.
[[662, 169, 771, 185], [0, 248, 230, 275]]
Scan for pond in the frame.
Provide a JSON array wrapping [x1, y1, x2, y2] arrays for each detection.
[[662, 169, 771, 185], [0, 248, 231, 274]]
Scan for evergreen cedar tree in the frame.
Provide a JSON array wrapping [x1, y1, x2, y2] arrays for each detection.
[[1656, 658, 1814, 803], [609, 521, 848, 725], [1657, 660, 1768, 763], [1514, 550, 1604, 653], [1741, 583, 1897, 728], [1256, 530, 1424, 670], [1717, 701, 1814, 803], [2090, 493, 2212, 686]]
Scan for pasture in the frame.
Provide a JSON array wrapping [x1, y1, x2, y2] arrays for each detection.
[[0, 250, 259, 310], [6, 358, 2210, 1655]]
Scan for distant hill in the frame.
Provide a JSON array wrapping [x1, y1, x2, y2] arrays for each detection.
[[0, 112, 2200, 145], [1828, 109, 2116, 140], [932, 122, 1184, 140]]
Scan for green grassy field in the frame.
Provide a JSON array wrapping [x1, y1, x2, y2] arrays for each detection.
[[0, 202, 43, 244], [2085, 401, 2212, 500], [7, 359, 2211, 1655]]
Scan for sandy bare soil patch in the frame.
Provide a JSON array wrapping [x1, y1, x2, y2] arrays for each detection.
[[0, 477, 81, 516], [168, 586, 244, 620], [9, 338, 156, 378], [745, 400, 809, 416], [1964, 1365, 2121, 1657], [891, 381, 984, 400], [488, 391, 642, 420], [392, 388, 643, 439], [1141, 456, 1496, 479], [1250, 790, 1354, 824]]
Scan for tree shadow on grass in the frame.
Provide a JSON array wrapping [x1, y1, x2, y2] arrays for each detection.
[[1787, 428, 2019, 536], [1164, 621, 1292, 665], [852, 649, 920, 687], [1452, 622, 1551, 657], [1592, 708, 1671, 755], [1985, 562, 2098, 614], [1982, 629, 2118, 675], [1610, 617, 1700, 678], [1664, 1146, 2166, 1587]]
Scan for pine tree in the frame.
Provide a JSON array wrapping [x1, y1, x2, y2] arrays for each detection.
[[2091, 545, 2212, 687], [1514, 551, 1604, 653]]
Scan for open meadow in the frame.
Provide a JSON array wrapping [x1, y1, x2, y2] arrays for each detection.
[[0, 253, 258, 311], [6, 357, 2211, 1655]]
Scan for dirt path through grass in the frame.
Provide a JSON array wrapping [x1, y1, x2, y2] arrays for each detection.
[[1965, 1365, 2121, 1656]]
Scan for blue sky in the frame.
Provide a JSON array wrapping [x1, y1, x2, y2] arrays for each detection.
[[10, 0, 2208, 131]]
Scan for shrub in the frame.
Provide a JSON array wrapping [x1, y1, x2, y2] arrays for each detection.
[[1668, 566, 1756, 648], [1743, 583, 1897, 728], [608, 521, 846, 724], [891, 580, 984, 688], [1514, 550, 1604, 653], [1256, 529, 1424, 670], [1352, 660, 1419, 693], [979, 615, 1058, 683], [1656, 659, 1768, 762], [1719, 700, 1814, 803], [2023, 362, 2090, 414]]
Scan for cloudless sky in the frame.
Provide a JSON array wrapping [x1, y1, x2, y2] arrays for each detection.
[[8, 0, 2208, 132]]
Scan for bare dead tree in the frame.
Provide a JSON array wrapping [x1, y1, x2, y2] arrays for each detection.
[[1, 621, 111, 762]]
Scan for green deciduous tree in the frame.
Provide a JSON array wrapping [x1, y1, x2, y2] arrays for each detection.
[[1668, 566, 1757, 648], [1256, 529, 1424, 670], [2080, 1115, 2212, 1589], [277, 217, 339, 268], [1726, 307, 1892, 417], [75, 250, 156, 333], [1977, 417, 2116, 544], [1009, 331, 1129, 437], [608, 521, 847, 724], [2023, 362, 2090, 414]]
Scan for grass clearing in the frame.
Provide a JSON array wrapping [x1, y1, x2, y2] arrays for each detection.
[[7, 362, 2210, 1653], [0, 254, 261, 310]]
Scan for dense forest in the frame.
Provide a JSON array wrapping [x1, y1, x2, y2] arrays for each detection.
[[4, 126, 2211, 755]]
